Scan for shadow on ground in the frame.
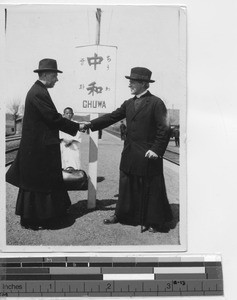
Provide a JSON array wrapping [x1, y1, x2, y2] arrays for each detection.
[[47, 199, 179, 231], [43, 199, 116, 230], [69, 198, 117, 217], [97, 176, 105, 183]]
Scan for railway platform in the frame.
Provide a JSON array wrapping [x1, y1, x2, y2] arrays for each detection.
[[5, 131, 180, 247]]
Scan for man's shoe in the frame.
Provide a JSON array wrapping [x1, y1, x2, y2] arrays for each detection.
[[148, 226, 157, 233], [148, 225, 170, 233], [103, 215, 118, 224]]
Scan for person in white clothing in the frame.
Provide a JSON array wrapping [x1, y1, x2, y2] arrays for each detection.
[[60, 107, 82, 170]]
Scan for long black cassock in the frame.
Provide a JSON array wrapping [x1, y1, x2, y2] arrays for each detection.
[[6, 80, 79, 222], [90, 91, 173, 227]]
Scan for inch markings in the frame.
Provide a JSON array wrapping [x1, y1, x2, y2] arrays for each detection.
[[0, 256, 224, 297]]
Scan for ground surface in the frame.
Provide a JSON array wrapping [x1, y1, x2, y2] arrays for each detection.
[[5, 131, 180, 248]]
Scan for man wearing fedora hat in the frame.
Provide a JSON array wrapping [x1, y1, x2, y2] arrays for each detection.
[[6, 58, 83, 230], [82, 67, 173, 233]]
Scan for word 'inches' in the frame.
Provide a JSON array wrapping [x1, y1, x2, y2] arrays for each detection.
[[83, 100, 106, 109]]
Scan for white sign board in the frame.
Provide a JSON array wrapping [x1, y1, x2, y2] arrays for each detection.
[[75, 45, 117, 114]]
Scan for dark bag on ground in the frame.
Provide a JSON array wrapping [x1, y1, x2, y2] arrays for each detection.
[[62, 167, 88, 191]]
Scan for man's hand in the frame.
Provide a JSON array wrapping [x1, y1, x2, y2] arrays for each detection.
[[145, 150, 159, 160], [79, 122, 91, 132]]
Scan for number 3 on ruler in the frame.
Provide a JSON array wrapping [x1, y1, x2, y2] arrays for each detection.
[[166, 283, 172, 290]]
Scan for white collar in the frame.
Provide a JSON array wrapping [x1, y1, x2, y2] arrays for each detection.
[[39, 79, 47, 86], [136, 89, 148, 98]]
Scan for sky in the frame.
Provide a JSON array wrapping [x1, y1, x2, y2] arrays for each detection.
[[1, 4, 186, 114]]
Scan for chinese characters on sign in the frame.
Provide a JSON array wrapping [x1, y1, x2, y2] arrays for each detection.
[[86, 81, 103, 96], [75, 45, 117, 113], [87, 53, 103, 70]]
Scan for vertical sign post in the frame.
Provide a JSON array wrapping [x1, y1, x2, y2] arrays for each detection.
[[87, 9, 101, 209], [75, 9, 117, 209], [88, 121, 98, 209]]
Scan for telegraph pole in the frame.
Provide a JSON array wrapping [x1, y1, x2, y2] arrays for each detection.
[[87, 8, 102, 209]]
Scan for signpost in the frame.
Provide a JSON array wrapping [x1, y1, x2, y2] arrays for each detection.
[[75, 9, 117, 208], [75, 45, 117, 114]]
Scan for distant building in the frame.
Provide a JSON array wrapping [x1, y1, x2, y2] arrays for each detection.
[[6, 114, 15, 136], [5, 113, 23, 136], [168, 109, 179, 126], [16, 116, 23, 134], [167, 109, 180, 139]]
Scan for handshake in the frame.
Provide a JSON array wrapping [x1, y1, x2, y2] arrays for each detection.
[[79, 121, 92, 132]]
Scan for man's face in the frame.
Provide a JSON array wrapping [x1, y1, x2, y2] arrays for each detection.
[[44, 72, 58, 88], [63, 109, 73, 120], [129, 80, 145, 95]]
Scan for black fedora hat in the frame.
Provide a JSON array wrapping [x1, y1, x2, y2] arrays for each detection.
[[34, 58, 63, 73], [125, 67, 155, 83]]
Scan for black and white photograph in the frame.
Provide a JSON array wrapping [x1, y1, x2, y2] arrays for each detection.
[[1, 4, 187, 251], [1, 0, 237, 298]]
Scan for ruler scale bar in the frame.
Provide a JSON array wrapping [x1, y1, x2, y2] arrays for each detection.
[[0, 280, 224, 295], [0, 256, 223, 297]]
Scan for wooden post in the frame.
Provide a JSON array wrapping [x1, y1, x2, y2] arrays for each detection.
[[87, 8, 102, 209], [87, 113, 99, 209]]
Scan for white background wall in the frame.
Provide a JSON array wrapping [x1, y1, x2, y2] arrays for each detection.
[[1, 0, 237, 299]]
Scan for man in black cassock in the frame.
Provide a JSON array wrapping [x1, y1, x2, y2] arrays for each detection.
[[84, 67, 173, 233], [6, 58, 83, 230]]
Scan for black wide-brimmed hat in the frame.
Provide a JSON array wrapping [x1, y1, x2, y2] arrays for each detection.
[[34, 58, 63, 73], [125, 67, 155, 83]]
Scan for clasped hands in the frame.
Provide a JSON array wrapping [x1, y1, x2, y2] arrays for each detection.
[[79, 122, 92, 132]]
